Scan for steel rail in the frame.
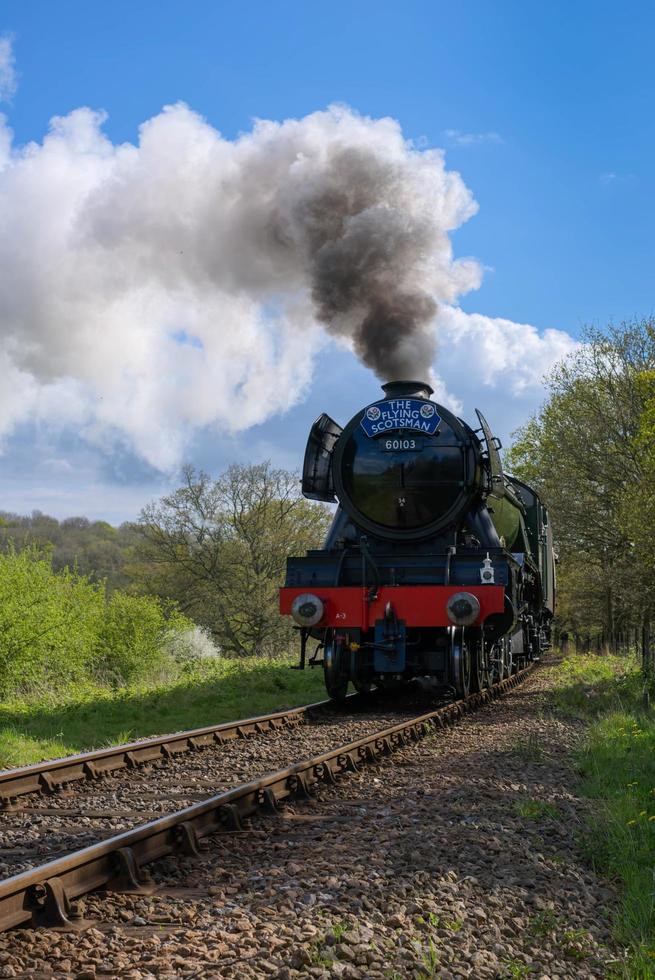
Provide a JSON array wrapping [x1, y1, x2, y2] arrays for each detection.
[[0, 695, 351, 809], [0, 666, 533, 932]]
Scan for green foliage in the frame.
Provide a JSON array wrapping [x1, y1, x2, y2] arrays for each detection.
[[515, 798, 559, 820], [0, 545, 103, 696], [95, 592, 191, 686], [506, 318, 655, 646], [499, 960, 531, 979], [530, 909, 560, 937], [0, 546, 193, 699], [0, 655, 326, 768], [548, 652, 638, 717], [551, 653, 655, 972], [415, 937, 440, 977], [135, 461, 331, 657], [0, 511, 138, 592]]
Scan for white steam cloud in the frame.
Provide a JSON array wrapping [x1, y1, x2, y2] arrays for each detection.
[[0, 96, 575, 469]]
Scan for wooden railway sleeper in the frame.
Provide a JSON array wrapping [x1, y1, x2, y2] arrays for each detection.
[[0, 667, 535, 935]]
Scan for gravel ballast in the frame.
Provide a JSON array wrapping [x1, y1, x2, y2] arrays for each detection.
[[0, 707, 420, 878], [0, 666, 622, 978]]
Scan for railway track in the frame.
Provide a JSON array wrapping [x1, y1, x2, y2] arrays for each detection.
[[0, 697, 347, 810], [0, 699, 424, 880], [0, 666, 532, 933]]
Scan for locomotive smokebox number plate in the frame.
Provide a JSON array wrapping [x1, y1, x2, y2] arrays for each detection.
[[380, 437, 424, 452], [360, 398, 441, 438]]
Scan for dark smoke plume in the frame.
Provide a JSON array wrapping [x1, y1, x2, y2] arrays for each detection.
[[0, 101, 486, 467], [274, 141, 479, 380]]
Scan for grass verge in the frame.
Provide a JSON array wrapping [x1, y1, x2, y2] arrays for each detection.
[[0, 656, 326, 769], [549, 651, 655, 977]]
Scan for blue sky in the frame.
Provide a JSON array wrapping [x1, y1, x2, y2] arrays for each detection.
[[0, 0, 653, 521]]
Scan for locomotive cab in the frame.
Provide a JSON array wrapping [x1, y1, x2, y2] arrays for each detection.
[[281, 380, 554, 700]]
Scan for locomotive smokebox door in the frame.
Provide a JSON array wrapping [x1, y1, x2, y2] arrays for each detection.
[[475, 408, 505, 493], [301, 413, 342, 502]]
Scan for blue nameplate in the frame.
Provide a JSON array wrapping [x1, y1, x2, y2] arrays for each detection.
[[360, 398, 441, 438]]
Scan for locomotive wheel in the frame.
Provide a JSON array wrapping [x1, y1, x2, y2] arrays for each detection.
[[450, 627, 471, 699], [503, 639, 514, 677], [482, 646, 494, 689], [493, 639, 511, 682], [468, 636, 485, 694], [492, 642, 505, 682], [324, 637, 349, 701]]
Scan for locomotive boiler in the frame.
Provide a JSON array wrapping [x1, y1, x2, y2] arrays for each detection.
[[279, 380, 555, 700]]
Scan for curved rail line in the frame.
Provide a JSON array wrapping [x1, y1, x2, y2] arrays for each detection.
[[0, 665, 533, 933], [0, 696, 355, 810]]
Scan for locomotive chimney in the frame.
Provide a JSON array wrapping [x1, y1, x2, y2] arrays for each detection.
[[381, 380, 434, 400]]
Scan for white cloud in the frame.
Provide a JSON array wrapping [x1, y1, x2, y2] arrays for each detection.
[[443, 129, 503, 147], [427, 306, 579, 444], [0, 101, 484, 468], [599, 171, 634, 185], [0, 36, 16, 102], [435, 306, 578, 394], [0, 91, 575, 476]]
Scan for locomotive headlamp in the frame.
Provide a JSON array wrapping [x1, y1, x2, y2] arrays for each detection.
[[446, 592, 481, 627], [291, 593, 325, 627]]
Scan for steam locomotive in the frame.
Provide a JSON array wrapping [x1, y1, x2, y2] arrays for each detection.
[[279, 380, 555, 700]]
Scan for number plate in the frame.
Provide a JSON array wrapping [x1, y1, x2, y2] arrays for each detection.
[[380, 437, 423, 452]]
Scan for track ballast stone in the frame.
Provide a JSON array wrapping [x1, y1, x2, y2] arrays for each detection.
[[0, 666, 621, 978], [0, 707, 419, 878]]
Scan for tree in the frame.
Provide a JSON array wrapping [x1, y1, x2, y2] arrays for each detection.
[[135, 462, 332, 656], [507, 318, 655, 646], [0, 511, 138, 592]]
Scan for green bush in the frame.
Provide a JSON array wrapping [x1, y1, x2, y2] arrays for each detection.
[[551, 653, 655, 975], [95, 592, 190, 685], [0, 545, 193, 697], [0, 545, 103, 696]]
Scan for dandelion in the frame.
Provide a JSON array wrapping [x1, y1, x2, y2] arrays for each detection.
[[628, 819, 637, 825], [649, 816, 655, 822], [640, 811, 647, 816]]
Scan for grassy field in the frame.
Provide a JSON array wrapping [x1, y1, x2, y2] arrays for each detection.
[[549, 650, 655, 978], [0, 656, 326, 769]]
